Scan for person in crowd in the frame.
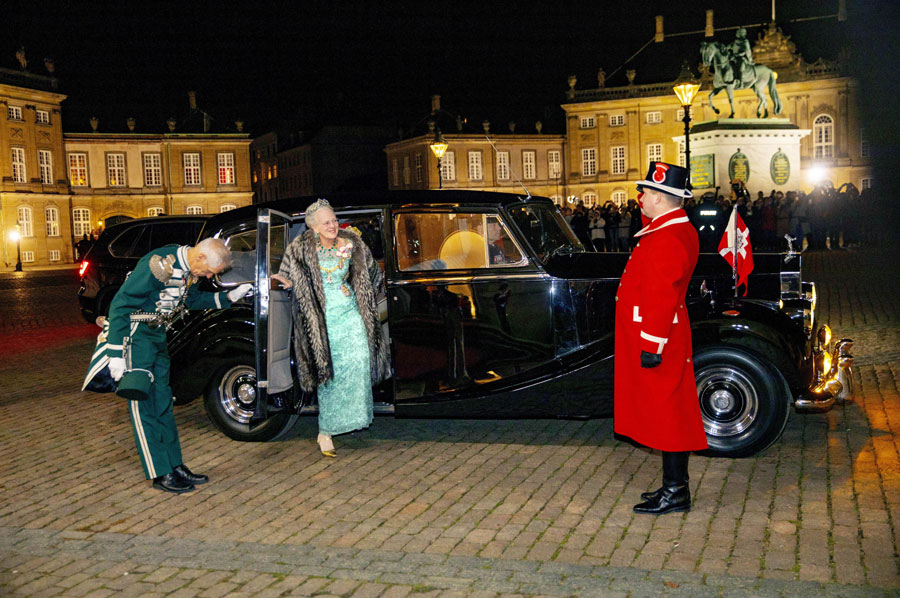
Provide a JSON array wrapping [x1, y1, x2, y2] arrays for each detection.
[[589, 208, 606, 251], [615, 162, 707, 515], [271, 199, 390, 458], [106, 238, 252, 493], [617, 207, 631, 252], [628, 200, 643, 249], [604, 203, 619, 251], [569, 204, 592, 248]]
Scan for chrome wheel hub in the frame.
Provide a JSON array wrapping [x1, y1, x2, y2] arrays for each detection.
[[218, 365, 257, 425], [697, 366, 758, 438]]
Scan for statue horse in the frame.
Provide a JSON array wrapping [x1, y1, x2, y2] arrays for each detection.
[[700, 41, 782, 118]]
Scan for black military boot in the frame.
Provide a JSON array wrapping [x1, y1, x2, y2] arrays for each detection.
[[152, 471, 195, 494], [173, 464, 209, 485], [633, 451, 691, 515], [640, 452, 691, 501]]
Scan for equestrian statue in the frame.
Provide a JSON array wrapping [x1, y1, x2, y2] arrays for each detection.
[[700, 28, 782, 119]]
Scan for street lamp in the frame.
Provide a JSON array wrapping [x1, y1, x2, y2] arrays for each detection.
[[429, 128, 448, 189], [673, 62, 701, 189], [9, 228, 22, 272]]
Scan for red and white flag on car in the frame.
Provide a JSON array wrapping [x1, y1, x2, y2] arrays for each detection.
[[718, 208, 754, 296]]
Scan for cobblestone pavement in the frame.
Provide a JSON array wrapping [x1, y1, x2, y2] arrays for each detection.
[[1, 248, 899, 597]]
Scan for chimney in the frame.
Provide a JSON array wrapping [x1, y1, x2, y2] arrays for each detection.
[[89, 116, 98, 132], [431, 94, 441, 114], [188, 91, 197, 110], [655, 15, 664, 42], [203, 112, 211, 133], [126, 117, 135, 132], [705, 10, 714, 37]]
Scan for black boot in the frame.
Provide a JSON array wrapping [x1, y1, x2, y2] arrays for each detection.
[[152, 471, 195, 494], [173, 464, 208, 485], [634, 451, 691, 515], [640, 452, 691, 501]]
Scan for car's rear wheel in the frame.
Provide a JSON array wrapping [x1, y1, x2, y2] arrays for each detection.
[[694, 346, 791, 458], [204, 357, 299, 442]]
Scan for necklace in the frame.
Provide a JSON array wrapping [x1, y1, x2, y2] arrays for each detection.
[[319, 257, 352, 296]]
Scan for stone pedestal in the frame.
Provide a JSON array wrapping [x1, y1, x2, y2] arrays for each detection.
[[675, 118, 809, 194]]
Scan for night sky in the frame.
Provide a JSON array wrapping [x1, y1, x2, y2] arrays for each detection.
[[9, 0, 890, 137]]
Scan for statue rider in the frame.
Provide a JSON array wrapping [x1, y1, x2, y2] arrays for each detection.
[[727, 28, 754, 87]]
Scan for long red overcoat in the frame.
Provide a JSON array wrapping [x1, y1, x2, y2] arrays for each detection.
[[613, 208, 709, 452]]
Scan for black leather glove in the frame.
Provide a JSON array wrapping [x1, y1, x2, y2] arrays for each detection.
[[640, 351, 662, 368]]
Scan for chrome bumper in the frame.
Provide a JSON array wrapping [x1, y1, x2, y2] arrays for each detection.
[[794, 331, 854, 413]]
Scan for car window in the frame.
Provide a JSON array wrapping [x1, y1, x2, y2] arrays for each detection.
[[108, 225, 145, 258], [395, 212, 526, 272], [151, 222, 196, 249], [508, 204, 583, 262], [221, 228, 257, 285]]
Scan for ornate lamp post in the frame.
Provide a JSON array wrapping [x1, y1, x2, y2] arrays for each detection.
[[10, 228, 22, 272], [673, 62, 701, 189], [428, 128, 448, 190]]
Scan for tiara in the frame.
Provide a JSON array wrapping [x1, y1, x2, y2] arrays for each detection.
[[306, 198, 331, 215]]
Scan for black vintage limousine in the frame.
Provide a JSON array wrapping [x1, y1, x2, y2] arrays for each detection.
[[160, 190, 853, 458]]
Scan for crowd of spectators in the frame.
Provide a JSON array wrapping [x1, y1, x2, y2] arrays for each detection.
[[559, 181, 882, 253]]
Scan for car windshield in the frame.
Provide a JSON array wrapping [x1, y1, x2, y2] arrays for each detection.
[[508, 203, 584, 263]]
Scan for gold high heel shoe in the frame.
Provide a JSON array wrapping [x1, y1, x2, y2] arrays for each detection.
[[317, 434, 336, 458]]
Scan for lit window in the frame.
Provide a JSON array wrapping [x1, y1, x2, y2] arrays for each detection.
[[647, 143, 663, 166], [677, 140, 686, 167], [403, 155, 410, 186], [522, 151, 536, 180], [107, 153, 126, 186], [144, 153, 162, 187], [861, 177, 872, 190], [609, 114, 625, 126], [17, 206, 33, 237], [11, 147, 26, 183], [49, 250, 60, 261], [69, 153, 88, 186], [36, 110, 50, 124], [186, 205, 203, 215], [391, 158, 399, 187], [583, 192, 597, 208], [548, 151, 561, 179], [45, 206, 60, 236], [441, 151, 456, 181], [468, 151, 483, 181], [8, 106, 23, 120], [646, 111, 662, 124], [415, 153, 423, 183], [813, 114, 834, 159], [147, 206, 164, 216], [611, 146, 626, 175], [860, 129, 870, 159], [581, 148, 597, 176], [611, 190, 627, 205], [220, 204, 236, 213], [73, 208, 91, 236], [496, 151, 510, 181], [39, 149, 53, 184], [580, 116, 596, 129], [22, 251, 34, 263], [217, 152, 235, 185], [676, 108, 685, 121], [184, 152, 201, 185]]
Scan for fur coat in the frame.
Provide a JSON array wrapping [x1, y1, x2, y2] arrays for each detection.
[[278, 228, 391, 393]]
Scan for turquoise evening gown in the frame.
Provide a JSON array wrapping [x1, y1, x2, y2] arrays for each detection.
[[316, 249, 374, 436]]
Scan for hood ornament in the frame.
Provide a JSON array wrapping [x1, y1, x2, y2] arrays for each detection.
[[784, 234, 798, 263]]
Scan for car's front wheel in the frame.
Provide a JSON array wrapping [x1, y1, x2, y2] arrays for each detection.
[[694, 345, 791, 458], [204, 357, 299, 442]]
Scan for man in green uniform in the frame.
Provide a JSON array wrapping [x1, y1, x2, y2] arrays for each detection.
[[107, 238, 252, 493]]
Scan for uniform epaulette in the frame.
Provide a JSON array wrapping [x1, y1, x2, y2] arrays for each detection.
[[149, 254, 176, 284]]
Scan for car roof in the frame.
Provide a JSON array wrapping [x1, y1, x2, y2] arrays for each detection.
[[101, 214, 212, 234], [203, 190, 552, 231]]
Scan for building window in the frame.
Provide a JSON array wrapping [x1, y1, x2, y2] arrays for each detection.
[[73, 208, 91, 236], [583, 192, 597, 208], [49, 250, 60, 261], [39, 149, 53, 184], [861, 177, 872, 190], [217, 152, 235, 185], [11, 147, 26, 183], [45, 206, 60, 236], [860, 129, 870, 158], [609, 114, 625, 126], [550, 195, 563, 206], [611, 146, 626, 175], [403, 156, 410, 186], [68, 153, 88, 186], [581, 148, 597, 176], [36, 110, 50, 124], [813, 114, 834, 159], [548, 150, 561, 179], [522, 151, 536, 180], [186, 205, 203, 215], [647, 143, 663, 166], [391, 158, 399, 187], [415, 153, 423, 183], [677, 140, 686, 167], [107, 153, 126, 187], [22, 251, 34, 263], [676, 108, 685, 121], [147, 206, 164, 216], [611, 190, 627, 205], [184, 153, 201, 185], [220, 204, 236, 212], [17, 206, 33, 237], [441, 151, 456, 181], [143, 153, 162, 187], [580, 116, 596, 129], [468, 151, 483, 181], [646, 111, 662, 124], [496, 151, 510, 180], [8, 106, 23, 120]]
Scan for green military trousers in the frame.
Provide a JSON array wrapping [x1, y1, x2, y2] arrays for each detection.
[[126, 327, 183, 480]]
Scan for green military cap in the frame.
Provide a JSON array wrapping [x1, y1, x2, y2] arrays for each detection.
[[116, 369, 154, 401]]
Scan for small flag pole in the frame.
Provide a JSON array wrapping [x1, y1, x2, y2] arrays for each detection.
[[732, 204, 739, 299]]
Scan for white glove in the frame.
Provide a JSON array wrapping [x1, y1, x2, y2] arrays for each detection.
[[227, 283, 253, 303], [109, 357, 126, 382]]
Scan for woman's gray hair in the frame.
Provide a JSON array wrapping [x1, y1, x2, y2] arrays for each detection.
[[196, 237, 233, 269], [305, 198, 332, 228]]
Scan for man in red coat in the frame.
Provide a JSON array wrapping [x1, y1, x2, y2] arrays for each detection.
[[614, 162, 708, 515]]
